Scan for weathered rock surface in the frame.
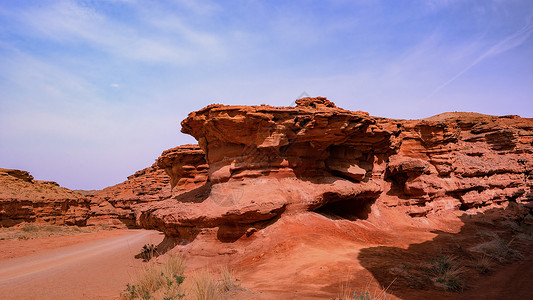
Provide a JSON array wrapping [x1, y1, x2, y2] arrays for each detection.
[[156, 144, 208, 192], [0, 144, 208, 228], [139, 98, 391, 235], [89, 144, 208, 227], [2, 98, 532, 236], [2, 98, 531, 300], [385, 112, 533, 216], [86, 164, 170, 227], [138, 97, 533, 237], [0, 168, 91, 226]]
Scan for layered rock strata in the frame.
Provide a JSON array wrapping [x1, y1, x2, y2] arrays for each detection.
[[139, 97, 533, 237], [2, 98, 531, 234], [0, 168, 91, 226], [156, 144, 208, 192], [384, 112, 533, 216], [87, 164, 170, 227], [90, 144, 208, 227], [0, 145, 208, 228]]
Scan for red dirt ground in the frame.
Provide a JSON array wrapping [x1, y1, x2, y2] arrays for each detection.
[[0, 229, 164, 299], [172, 205, 533, 299], [0, 206, 531, 299], [0, 229, 130, 262]]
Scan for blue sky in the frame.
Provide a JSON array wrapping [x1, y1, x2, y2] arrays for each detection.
[[1, 0, 532, 190]]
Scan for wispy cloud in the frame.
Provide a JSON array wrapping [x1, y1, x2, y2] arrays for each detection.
[[1, 0, 532, 188], [11, 1, 224, 65], [0, 45, 97, 106], [425, 20, 533, 100], [426, 0, 462, 11]]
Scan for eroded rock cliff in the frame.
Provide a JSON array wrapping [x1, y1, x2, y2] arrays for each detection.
[[156, 144, 208, 192], [0, 168, 91, 226], [0, 145, 208, 228], [89, 144, 208, 227], [2, 98, 531, 235], [138, 97, 533, 238], [383, 112, 533, 216]]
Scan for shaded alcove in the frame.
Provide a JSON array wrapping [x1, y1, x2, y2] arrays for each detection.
[[357, 202, 533, 299], [314, 196, 376, 220]]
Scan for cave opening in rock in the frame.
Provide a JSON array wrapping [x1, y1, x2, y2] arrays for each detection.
[[458, 203, 470, 211], [314, 194, 375, 220]]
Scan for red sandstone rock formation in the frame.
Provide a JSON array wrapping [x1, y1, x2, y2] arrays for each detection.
[[2, 98, 531, 235], [87, 164, 169, 227], [156, 144, 208, 192], [384, 112, 533, 216], [88, 144, 208, 227], [2, 98, 531, 299], [138, 97, 533, 237], [0, 145, 208, 228], [0, 168, 91, 226]]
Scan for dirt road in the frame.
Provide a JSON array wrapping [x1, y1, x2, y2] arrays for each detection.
[[0, 230, 164, 299]]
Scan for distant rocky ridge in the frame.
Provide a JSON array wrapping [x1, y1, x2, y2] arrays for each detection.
[[1, 98, 532, 234], [0, 168, 90, 227], [0, 145, 206, 228]]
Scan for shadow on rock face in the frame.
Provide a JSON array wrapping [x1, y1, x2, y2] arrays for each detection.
[[313, 195, 377, 221], [134, 235, 184, 261], [216, 213, 283, 243], [117, 217, 139, 229], [172, 182, 211, 203], [357, 202, 533, 299], [134, 229, 202, 261]]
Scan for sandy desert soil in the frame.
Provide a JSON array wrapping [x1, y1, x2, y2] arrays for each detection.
[[168, 206, 533, 300], [0, 227, 123, 262], [0, 229, 164, 299], [0, 213, 531, 300]]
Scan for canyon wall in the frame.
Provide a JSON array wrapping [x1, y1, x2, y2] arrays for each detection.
[[0, 145, 207, 228], [2, 98, 532, 234], [384, 112, 533, 216], [138, 97, 533, 237], [87, 144, 208, 227], [0, 168, 91, 226]]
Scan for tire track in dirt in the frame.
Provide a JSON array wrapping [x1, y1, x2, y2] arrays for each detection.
[[0, 229, 164, 299]]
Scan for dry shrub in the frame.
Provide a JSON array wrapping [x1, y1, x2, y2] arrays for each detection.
[[187, 266, 242, 300], [219, 266, 240, 292], [122, 253, 186, 300], [140, 244, 159, 261], [337, 280, 353, 300], [190, 270, 220, 300], [336, 278, 394, 300], [164, 254, 186, 275], [474, 254, 492, 274], [473, 237, 522, 262], [427, 254, 464, 291], [123, 258, 243, 300]]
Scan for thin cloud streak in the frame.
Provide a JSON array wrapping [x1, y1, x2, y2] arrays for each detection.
[[425, 20, 533, 100], [1, 0, 532, 189], [14, 1, 223, 65]]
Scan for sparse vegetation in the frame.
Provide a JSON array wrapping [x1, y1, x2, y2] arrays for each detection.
[[122, 253, 186, 300], [187, 266, 244, 300], [0, 223, 94, 240], [426, 254, 464, 291], [190, 270, 220, 300], [123, 256, 244, 300], [140, 243, 159, 261], [219, 266, 240, 292], [98, 224, 114, 230], [475, 237, 523, 262], [473, 254, 492, 274], [336, 279, 394, 300]]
